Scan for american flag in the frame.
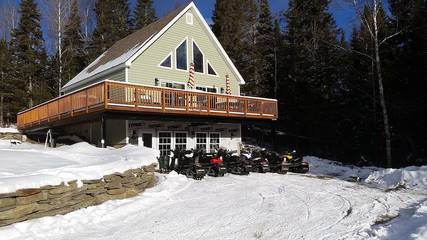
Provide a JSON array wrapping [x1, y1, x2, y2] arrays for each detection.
[[188, 63, 195, 89], [225, 74, 231, 95]]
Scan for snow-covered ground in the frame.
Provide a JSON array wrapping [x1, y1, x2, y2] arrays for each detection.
[[0, 127, 19, 133], [0, 145, 425, 240], [0, 140, 158, 193]]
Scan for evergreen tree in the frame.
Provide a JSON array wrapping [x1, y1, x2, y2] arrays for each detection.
[[281, 0, 344, 160], [255, 0, 275, 97], [133, 0, 156, 30], [386, 0, 427, 165], [10, 0, 48, 109], [212, 0, 246, 65], [0, 40, 14, 123], [89, 0, 131, 60], [272, 19, 285, 99], [62, 0, 85, 86]]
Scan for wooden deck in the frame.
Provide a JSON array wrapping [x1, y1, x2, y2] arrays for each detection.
[[17, 80, 278, 130]]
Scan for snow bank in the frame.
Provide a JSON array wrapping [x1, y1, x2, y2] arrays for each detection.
[[365, 166, 427, 191], [305, 156, 427, 192], [0, 140, 159, 193], [0, 127, 19, 133]]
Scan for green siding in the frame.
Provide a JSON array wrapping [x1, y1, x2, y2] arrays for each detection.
[[63, 69, 125, 94], [128, 8, 241, 95]]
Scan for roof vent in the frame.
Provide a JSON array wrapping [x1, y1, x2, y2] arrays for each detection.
[[186, 12, 193, 25]]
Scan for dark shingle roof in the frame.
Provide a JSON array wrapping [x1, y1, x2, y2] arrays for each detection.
[[62, 4, 187, 90]]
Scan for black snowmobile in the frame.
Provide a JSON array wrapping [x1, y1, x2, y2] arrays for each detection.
[[265, 151, 289, 174], [283, 150, 309, 173], [171, 149, 206, 180], [195, 149, 227, 177], [243, 148, 270, 173], [217, 148, 251, 175]]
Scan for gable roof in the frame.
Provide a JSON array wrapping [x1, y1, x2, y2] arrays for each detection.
[[62, 2, 245, 92]]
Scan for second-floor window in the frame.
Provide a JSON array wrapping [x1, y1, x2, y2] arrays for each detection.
[[193, 41, 204, 73], [176, 39, 187, 70], [160, 54, 172, 68]]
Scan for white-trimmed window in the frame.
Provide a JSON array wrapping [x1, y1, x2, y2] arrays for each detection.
[[161, 81, 185, 89], [193, 41, 204, 73], [158, 132, 172, 156], [196, 132, 208, 150], [209, 133, 220, 152], [196, 86, 217, 93], [207, 62, 218, 76], [159, 53, 172, 68], [176, 39, 188, 70], [175, 132, 187, 150], [186, 12, 193, 25]]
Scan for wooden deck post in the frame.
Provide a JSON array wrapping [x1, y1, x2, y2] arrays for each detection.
[[104, 82, 108, 109], [86, 89, 89, 113], [161, 89, 165, 112], [134, 86, 138, 109]]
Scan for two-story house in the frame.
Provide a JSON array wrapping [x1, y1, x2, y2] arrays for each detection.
[[17, 2, 278, 156]]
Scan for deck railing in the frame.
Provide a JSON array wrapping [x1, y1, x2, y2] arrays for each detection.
[[17, 80, 278, 130]]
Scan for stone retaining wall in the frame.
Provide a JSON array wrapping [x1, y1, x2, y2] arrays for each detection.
[[0, 132, 22, 141], [0, 164, 156, 227]]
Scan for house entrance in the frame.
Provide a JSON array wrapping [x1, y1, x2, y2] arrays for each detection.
[[142, 133, 153, 148]]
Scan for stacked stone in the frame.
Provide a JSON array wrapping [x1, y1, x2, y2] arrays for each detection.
[[0, 132, 22, 141], [0, 164, 156, 227]]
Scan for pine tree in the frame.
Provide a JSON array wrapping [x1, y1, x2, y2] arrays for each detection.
[[10, 0, 48, 109], [212, 0, 248, 69], [62, 0, 85, 86], [272, 19, 284, 100], [256, 0, 275, 97], [89, 0, 131, 60], [133, 0, 156, 30], [387, 0, 427, 165], [282, 0, 344, 160]]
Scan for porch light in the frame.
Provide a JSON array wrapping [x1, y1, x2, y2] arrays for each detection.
[[155, 78, 159, 86]]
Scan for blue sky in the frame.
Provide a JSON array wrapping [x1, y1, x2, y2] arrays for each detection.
[[149, 0, 358, 36], [1, 0, 360, 53]]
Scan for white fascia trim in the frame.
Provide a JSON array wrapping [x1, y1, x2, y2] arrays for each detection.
[[191, 4, 246, 85], [124, 2, 245, 85], [125, 3, 194, 67]]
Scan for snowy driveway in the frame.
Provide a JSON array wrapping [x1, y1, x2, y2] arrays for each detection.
[[1, 172, 425, 240]]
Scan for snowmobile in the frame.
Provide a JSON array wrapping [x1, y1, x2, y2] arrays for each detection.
[[217, 148, 251, 175], [244, 148, 270, 173], [283, 150, 309, 173], [265, 151, 289, 174], [195, 149, 227, 177], [157, 154, 171, 173], [170, 149, 206, 180]]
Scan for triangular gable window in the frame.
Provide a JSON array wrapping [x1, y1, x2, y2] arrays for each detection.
[[207, 62, 217, 76], [160, 54, 172, 68], [193, 41, 204, 73], [176, 39, 188, 70]]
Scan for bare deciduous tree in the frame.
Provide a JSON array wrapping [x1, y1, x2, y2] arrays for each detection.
[[352, 0, 400, 167], [42, 0, 72, 96], [0, 0, 19, 41], [78, 0, 96, 46]]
